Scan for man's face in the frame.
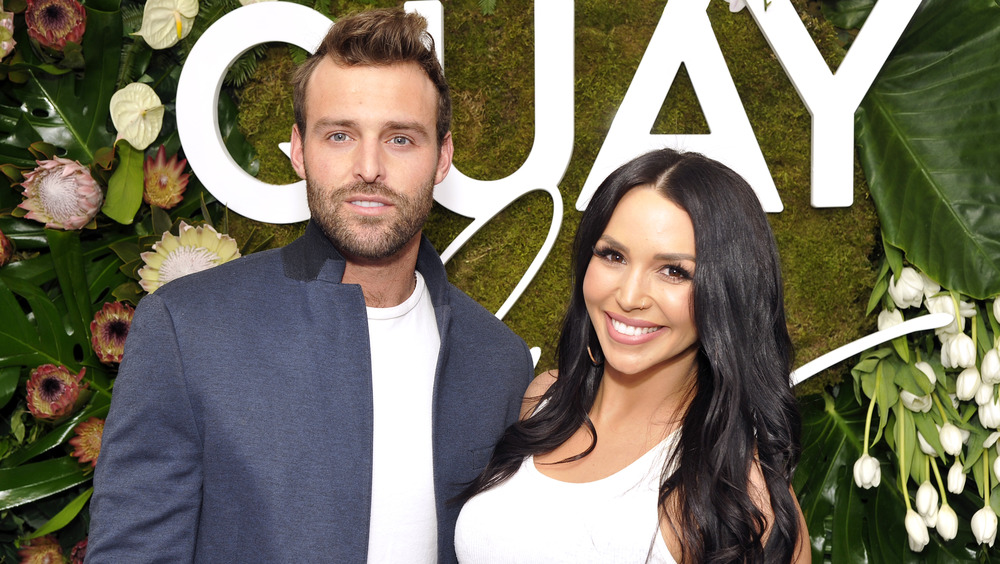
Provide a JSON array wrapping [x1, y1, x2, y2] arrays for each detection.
[[290, 58, 453, 261]]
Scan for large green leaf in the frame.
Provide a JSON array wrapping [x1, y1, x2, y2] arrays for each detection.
[[1, 2, 122, 163], [856, 0, 1000, 298], [0, 457, 90, 511], [798, 389, 993, 562]]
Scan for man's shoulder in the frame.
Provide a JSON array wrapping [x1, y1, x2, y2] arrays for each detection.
[[443, 285, 523, 344]]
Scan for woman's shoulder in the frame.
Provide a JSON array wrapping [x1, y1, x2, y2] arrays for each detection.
[[519, 370, 558, 419]]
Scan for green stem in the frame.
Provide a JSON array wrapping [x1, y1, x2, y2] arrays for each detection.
[[932, 392, 950, 421], [931, 456, 947, 500], [900, 408, 912, 511], [985, 449, 991, 508], [864, 365, 882, 453]]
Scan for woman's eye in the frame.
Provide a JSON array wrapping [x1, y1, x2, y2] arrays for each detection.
[[660, 265, 692, 281], [593, 246, 625, 264]]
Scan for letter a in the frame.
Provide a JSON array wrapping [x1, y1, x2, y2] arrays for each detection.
[[579, 0, 782, 212]]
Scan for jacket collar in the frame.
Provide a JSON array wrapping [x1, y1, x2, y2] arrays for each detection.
[[282, 220, 451, 307]]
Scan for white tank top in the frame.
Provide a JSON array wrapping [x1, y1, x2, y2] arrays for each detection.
[[454, 430, 680, 563]]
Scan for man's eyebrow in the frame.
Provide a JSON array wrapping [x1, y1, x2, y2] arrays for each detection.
[[311, 118, 357, 131], [384, 120, 431, 138]]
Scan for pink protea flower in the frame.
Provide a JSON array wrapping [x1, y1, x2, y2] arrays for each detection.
[[143, 146, 189, 209], [0, 227, 13, 267], [25, 364, 86, 421], [69, 539, 86, 564], [90, 301, 134, 364], [18, 157, 103, 230], [69, 417, 103, 467], [25, 0, 85, 51], [17, 535, 65, 563], [0, 2, 15, 60]]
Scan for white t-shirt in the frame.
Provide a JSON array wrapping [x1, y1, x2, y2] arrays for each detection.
[[366, 272, 440, 563], [454, 430, 680, 563]]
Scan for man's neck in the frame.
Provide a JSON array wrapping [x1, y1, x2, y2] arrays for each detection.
[[340, 236, 422, 308]]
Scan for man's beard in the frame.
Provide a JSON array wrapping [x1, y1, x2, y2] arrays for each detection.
[[307, 177, 435, 261]]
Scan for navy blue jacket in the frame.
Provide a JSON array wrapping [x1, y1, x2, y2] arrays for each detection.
[[87, 222, 533, 563]]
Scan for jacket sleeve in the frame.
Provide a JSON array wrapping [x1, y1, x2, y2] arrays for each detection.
[[86, 294, 203, 564]]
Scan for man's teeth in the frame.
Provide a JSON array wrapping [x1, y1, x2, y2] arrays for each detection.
[[352, 201, 385, 208], [611, 318, 661, 336]]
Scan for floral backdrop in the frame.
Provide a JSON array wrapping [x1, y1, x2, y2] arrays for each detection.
[[1, 0, 999, 561]]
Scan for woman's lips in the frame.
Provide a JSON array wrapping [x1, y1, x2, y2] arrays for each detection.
[[604, 312, 663, 345]]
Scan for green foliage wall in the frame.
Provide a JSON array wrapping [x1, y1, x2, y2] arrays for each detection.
[[234, 0, 880, 391]]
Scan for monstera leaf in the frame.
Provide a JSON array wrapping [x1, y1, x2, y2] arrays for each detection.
[[797, 390, 991, 562], [1, 0, 123, 164], [856, 0, 1000, 298]]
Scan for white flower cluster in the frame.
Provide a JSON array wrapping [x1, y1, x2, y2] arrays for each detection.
[[857, 266, 1000, 551]]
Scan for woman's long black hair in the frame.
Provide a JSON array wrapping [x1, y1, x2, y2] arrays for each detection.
[[459, 148, 801, 563]]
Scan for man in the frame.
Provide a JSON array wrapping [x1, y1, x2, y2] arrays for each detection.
[[87, 8, 533, 563]]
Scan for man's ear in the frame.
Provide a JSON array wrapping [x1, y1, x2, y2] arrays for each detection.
[[434, 131, 454, 185], [290, 124, 307, 180]]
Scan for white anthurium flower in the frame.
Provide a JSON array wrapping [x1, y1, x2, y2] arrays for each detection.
[[916, 431, 938, 456], [888, 267, 924, 309], [239, 0, 275, 5], [902, 392, 933, 414], [948, 460, 967, 494], [957, 367, 982, 401], [977, 381, 996, 406], [939, 423, 965, 457], [937, 504, 959, 541], [905, 508, 930, 552], [723, 0, 747, 12], [877, 308, 904, 331], [853, 454, 881, 489], [983, 348, 1000, 385], [972, 506, 998, 546], [919, 272, 941, 299], [135, 0, 198, 50], [915, 481, 939, 527], [110, 83, 164, 151], [943, 332, 976, 369], [979, 399, 1000, 429]]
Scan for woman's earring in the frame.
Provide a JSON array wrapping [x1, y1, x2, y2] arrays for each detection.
[[587, 345, 603, 367]]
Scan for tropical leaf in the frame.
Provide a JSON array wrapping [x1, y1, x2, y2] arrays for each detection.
[[820, 0, 875, 29], [798, 389, 994, 562], [2, 3, 123, 163], [856, 0, 1000, 298], [0, 457, 90, 511]]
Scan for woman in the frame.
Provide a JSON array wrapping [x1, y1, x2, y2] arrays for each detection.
[[455, 149, 809, 563]]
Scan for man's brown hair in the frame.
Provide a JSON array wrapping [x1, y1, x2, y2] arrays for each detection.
[[291, 8, 452, 146]]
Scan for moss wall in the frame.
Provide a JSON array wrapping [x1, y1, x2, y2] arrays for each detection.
[[231, 0, 879, 394]]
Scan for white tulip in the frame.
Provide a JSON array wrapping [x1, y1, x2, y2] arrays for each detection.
[[995, 453, 1000, 484], [889, 268, 925, 309], [919, 273, 941, 299], [947, 461, 967, 494], [916, 431, 938, 456], [937, 504, 959, 541], [939, 423, 965, 456], [958, 367, 983, 401], [877, 308, 904, 331], [853, 454, 881, 489], [905, 508, 930, 551], [979, 399, 1000, 429], [902, 391, 933, 413], [915, 481, 939, 527], [983, 348, 1000, 385], [972, 506, 998, 546], [977, 381, 995, 406], [943, 332, 976, 369], [994, 298, 1000, 324], [914, 361, 938, 387], [926, 295, 975, 335]]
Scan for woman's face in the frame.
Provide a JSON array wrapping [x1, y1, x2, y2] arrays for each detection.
[[583, 186, 699, 378]]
